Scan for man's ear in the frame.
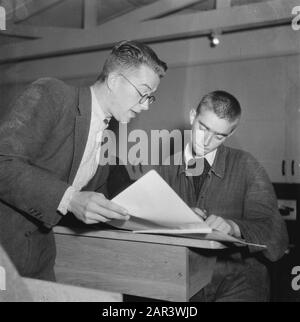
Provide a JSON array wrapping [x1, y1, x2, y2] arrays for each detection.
[[190, 109, 197, 125], [107, 73, 119, 91]]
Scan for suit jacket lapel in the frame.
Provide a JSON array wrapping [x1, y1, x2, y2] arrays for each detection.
[[68, 87, 91, 184]]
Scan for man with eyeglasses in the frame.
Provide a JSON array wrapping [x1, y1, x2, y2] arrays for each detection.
[[119, 73, 156, 106], [0, 40, 167, 280], [156, 91, 288, 301]]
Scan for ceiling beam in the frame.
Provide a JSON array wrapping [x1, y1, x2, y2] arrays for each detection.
[[216, 0, 232, 9], [3, 0, 31, 20], [1, 25, 299, 86], [5, 0, 65, 24], [106, 0, 201, 24], [1, 23, 86, 39], [0, 0, 298, 64], [91, 0, 201, 33], [82, 0, 98, 29]]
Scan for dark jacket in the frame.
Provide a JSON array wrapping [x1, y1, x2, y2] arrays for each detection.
[[0, 78, 110, 277], [156, 145, 289, 300]]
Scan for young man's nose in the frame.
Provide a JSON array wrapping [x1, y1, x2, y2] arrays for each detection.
[[204, 131, 214, 146]]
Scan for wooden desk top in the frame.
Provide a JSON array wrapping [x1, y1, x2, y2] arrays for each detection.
[[54, 226, 225, 249]]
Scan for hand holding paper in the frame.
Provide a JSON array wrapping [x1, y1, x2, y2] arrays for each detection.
[[108, 170, 266, 249], [110, 170, 212, 233]]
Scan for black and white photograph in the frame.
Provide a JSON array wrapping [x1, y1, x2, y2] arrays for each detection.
[[0, 0, 299, 306]]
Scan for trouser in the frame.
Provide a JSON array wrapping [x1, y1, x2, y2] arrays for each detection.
[[190, 257, 270, 302], [20, 229, 56, 282]]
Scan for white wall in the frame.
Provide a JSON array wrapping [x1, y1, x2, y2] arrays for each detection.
[[0, 24, 299, 181]]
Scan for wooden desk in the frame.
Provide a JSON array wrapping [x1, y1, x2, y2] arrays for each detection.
[[54, 226, 223, 302]]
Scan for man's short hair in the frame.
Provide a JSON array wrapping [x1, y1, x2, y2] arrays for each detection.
[[196, 90, 241, 122], [97, 40, 168, 82]]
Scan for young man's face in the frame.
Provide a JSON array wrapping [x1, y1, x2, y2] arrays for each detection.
[[190, 107, 239, 156], [109, 64, 160, 123]]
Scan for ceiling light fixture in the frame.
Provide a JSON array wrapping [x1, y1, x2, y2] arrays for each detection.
[[209, 32, 221, 47]]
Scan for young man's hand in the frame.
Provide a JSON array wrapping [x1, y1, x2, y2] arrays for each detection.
[[192, 207, 207, 221], [205, 214, 241, 237]]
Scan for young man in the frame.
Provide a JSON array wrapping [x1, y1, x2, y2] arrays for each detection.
[[0, 40, 167, 280], [157, 90, 288, 301]]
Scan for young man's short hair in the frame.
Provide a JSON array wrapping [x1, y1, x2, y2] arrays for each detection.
[[97, 40, 168, 82], [196, 90, 241, 122]]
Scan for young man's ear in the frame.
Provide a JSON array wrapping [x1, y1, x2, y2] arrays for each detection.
[[227, 119, 240, 137], [228, 129, 236, 138], [189, 109, 197, 125]]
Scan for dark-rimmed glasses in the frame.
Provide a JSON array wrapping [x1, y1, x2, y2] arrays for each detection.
[[119, 74, 156, 105]]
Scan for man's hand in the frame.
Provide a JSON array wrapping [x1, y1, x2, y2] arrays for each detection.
[[205, 214, 233, 235], [69, 191, 130, 224]]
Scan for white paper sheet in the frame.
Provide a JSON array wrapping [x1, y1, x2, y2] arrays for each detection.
[[132, 229, 267, 248], [110, 170, 212, 233]]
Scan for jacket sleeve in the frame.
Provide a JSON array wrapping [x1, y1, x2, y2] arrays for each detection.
[[0, 81, 70, 228], [233, 155, 289, 262]]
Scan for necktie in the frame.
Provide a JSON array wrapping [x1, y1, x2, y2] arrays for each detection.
[[192, 158, 211, 199]]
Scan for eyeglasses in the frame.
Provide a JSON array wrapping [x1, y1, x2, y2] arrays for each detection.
[[119, 74, 156, 105]]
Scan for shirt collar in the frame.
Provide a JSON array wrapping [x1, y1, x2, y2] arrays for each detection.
[[90, 86, 110, 128], [184, 143, 216, 168], [183, 143, 227, 179]]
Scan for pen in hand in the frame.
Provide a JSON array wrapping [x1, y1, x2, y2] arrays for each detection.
[[192, 207, 208, 221]]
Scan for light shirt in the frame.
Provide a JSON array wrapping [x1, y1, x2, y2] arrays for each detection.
[[184, 143, 217, 169], [58, 86, 109, 215]]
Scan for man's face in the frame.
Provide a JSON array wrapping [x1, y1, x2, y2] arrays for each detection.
[[190, 107, 239, 156], [109, 64, 160, 123]]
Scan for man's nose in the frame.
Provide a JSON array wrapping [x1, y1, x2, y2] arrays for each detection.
[[204, 131, 214, 146], [140, 101, 149, 110]]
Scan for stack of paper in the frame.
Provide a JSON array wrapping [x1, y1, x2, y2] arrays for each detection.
[[110, 170, 212, 233], [109, 170, 266, 249]]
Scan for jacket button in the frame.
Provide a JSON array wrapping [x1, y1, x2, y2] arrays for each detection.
[[25, 231, 31, 237]]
